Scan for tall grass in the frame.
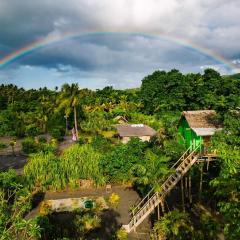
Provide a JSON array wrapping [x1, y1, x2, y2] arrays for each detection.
[[24, 144, 105, 190]]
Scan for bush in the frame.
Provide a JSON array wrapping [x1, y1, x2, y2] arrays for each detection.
[[108, 193, 120, 208], [38, 143, 58, 154], [77, 137, 89, 145], [0, 142, 7, 149], [38, 136, 47, 143], [49, 128, 64, 141], [22, 138, 38, 154], [25, 124, 40, 137], [116, 228, 128, 240], [91, 135, 112, 153]]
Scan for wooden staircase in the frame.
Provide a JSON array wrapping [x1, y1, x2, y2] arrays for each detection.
[[122, 145, 200, 233]]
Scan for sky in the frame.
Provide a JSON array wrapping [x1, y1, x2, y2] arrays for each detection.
[[0, 0, 240, 90]]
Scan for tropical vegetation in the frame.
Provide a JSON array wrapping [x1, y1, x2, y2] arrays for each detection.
[[0, 69, 239, 239]]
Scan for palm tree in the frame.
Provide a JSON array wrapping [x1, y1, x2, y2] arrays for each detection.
[[58, 83, 80, 139], [37, 94, 54, 133]]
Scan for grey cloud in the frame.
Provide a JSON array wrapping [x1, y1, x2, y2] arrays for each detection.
[[0, 0, 239, 89]]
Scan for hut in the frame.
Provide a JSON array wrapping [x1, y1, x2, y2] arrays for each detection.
[[178, 110, 222, 153], [116, 124, 156, 144]]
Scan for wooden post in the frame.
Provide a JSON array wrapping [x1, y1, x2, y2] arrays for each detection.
[[161, 200, 165, 214], [199, 164, 203, 200], [207, 159, 210, 171], [181, 178, 185, 212], [185, 176, 188, 198], [157, 203, 160, 220], [189, 175, 192, 204]]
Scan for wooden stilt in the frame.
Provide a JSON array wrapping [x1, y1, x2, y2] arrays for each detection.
[[185, 176, 188, 198], [161, 200, 165, 214], [207, 159, 210, 171], [189, 175, 192, 204], [199, 164, 203, 200], [157, 203, 160, 220], [181, 178, 185, 212]]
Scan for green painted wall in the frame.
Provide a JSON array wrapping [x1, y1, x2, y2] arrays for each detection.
[[178, 118, 203, 150]]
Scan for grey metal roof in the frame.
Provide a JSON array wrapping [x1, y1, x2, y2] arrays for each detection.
[[116, 124, 156, 137], [192, 128, 222, 136]]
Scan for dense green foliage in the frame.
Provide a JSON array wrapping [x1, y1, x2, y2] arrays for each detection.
[[100, 138, 170, 191], [0, 68, 239, 239], [140, 69, 240, 113], [0, 170, 41, 239], [209, 111, 240, 239]]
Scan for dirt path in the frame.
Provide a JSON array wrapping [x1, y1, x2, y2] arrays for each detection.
[[57, 136, 75, 154]]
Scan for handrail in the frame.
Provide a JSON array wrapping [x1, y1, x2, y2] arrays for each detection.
[[171, 145, 192, 169], [131, 144, 196, 215], [127, 144, 200, 231]]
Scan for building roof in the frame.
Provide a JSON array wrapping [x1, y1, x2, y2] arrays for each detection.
[[181, 110, 222, 136], [191, 128, 221, 136], [114, 116, 128, 123], [116, 124, 156, 137]]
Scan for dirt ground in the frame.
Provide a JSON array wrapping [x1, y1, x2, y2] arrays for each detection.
[[0, 136, 75, 172], [28, 185, 151, 239], [0, 137, 27, 173]]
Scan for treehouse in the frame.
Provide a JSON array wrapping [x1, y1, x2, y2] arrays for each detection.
[[178, 110, 222, 154]]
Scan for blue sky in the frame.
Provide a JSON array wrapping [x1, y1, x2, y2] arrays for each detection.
[[0, 0, 240, 89]]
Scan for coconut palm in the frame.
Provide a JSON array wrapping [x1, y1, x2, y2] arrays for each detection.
[[58, 83, 80, 139]]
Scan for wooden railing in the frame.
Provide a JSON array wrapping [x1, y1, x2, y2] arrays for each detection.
[[122, 145, 200, 233]]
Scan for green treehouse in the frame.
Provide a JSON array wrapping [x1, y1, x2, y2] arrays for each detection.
[[178, 110, 222, 155]]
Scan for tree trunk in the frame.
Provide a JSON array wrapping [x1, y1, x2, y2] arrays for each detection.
[[74, 106, 78, 140], [65, 116, 68, 136], [11, 146, 15, 156]]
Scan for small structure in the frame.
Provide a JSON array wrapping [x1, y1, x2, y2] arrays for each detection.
[[114, 115, 128, 124], [116, 124, 156, 144], [178, 110, 222, 152]]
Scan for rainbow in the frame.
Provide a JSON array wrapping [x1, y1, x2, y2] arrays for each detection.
[[0, 31, 239, 72]]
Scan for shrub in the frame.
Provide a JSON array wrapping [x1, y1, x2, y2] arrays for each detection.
[[91, 135, 112, 153], [25, 124, 40, 137], [116, 228, 128, 240], [77, 137, 88, 145], [0, 142, 7, 149], [22, 138, 38, 154], [49, 128, 64, 141], [38, 142, 58, 154], [38, 136, 47, 143], [108, 193, 120, 208]]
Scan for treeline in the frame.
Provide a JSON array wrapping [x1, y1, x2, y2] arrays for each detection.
[[0, 69, 239, 138], [140, 69, 240, 113]]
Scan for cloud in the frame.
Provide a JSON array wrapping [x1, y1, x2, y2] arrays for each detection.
[[0, 0, 239, 88]]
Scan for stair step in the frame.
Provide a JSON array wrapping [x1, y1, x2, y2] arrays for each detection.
[[124, 149, 199, 233]]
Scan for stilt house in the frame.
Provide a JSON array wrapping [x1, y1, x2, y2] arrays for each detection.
[[178, 110, 222, 153]]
